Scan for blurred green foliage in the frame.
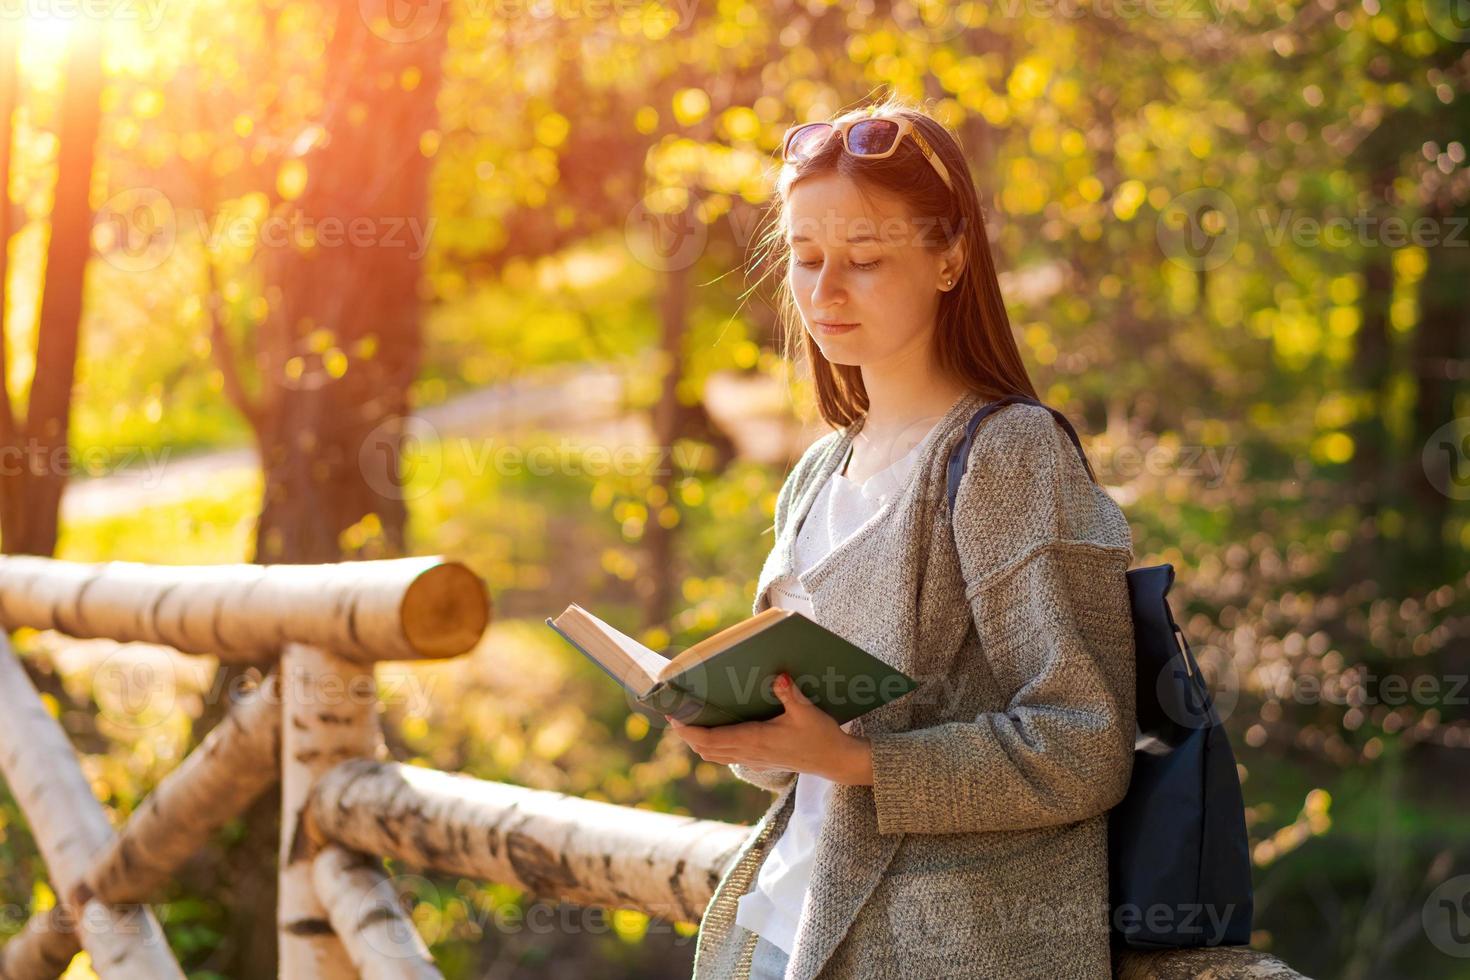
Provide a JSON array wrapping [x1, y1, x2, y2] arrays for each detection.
[[1, 0, 1467, 978]]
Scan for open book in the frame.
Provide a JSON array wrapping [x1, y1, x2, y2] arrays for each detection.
[[545, 602, 918, 727]]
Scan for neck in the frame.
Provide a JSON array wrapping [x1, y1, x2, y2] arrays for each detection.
[[856, 364, 969, 446]]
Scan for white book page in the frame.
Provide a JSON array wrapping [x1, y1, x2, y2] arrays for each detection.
[[579, 605, 671, 680]]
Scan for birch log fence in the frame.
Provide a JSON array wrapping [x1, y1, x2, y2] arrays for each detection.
[[0, 555, 1308, 979]]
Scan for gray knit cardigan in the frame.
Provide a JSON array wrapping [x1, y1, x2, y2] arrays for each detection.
[[691, 391, 1138, 979]]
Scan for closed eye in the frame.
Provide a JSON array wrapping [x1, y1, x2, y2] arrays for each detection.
[[791, 257, 882, 271]]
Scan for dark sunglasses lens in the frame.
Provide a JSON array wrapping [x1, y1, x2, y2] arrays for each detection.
[[847, 119, 901, 155], [786, 123, 833, 161]]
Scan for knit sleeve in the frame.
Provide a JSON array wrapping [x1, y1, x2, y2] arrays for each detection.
[[866, 403, 1137, 835], [728, 761, 796, 793]]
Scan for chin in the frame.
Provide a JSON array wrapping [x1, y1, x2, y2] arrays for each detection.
[[818, 349, 865, 366]]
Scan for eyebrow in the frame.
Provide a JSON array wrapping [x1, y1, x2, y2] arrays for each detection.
[[787, 234, 884, 244]]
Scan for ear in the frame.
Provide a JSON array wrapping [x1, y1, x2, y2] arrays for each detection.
[[938, 237, 966, 290]]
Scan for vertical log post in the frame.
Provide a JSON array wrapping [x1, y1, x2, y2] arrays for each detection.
[[278, 642, 384, 978]]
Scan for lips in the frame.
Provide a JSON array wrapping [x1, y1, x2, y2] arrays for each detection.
[[815, 321, 859, 334]]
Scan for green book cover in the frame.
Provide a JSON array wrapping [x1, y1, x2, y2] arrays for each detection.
[[545, 605, 918, 728]]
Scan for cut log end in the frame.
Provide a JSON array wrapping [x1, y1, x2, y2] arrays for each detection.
[[399, 563, 491, 659]]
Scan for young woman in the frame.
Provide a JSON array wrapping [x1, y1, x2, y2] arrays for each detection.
[[665, 97, 1138, 979]]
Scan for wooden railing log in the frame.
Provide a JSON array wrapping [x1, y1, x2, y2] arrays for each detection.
[[81, 672, 282, 905], [307, 760, 1307, 980], [0, 556, 490, 663], [0, 634, 185, 978], [0, 907, 81, 979], [308, 759, 772, 924], [311, 843, 444, 980], [0, 556, 1308, 980], [1114, 945, 1308, 979]]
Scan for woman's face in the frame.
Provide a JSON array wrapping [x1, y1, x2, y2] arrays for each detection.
[[785, 173, 957, 368]]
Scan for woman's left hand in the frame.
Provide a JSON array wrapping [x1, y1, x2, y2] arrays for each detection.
[[664, 673, 874, 785]]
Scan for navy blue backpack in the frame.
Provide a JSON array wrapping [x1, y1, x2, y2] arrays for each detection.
[[944, 394, 1253, 949]]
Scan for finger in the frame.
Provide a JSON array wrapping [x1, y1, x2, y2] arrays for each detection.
[[696, 724, 766, 756], [775, 672, 815, 709], [673, 726, 726, 752]]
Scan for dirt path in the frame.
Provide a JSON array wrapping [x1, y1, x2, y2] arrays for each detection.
[[61, 363, 817, 522]]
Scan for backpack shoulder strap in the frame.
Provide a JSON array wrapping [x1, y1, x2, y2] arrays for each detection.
[[944, 395, 1090, 515]]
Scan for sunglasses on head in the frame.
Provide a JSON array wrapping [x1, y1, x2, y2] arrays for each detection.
[[781, 112, 956, 194]]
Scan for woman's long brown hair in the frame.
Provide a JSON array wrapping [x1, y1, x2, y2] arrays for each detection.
[[746, 93, 1051, 439]]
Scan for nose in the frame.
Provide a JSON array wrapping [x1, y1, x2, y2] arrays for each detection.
[[809, 262, 846, 312]]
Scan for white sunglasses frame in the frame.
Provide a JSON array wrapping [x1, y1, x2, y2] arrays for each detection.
[[781, 113, 956, 194]]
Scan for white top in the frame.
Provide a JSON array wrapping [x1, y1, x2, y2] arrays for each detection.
[[734, 417, 943, 957]]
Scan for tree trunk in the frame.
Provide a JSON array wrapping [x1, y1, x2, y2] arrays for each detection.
[[0, 27, 18, 541], [1344, 224, 1393, 587], [200, 11, 448, 965], [0, 33, 110, 876], [1406, 199, 1469, 589], [249, 8, 448, 566], [643, 214, 695, 629], [0, 22, 102, 557]]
